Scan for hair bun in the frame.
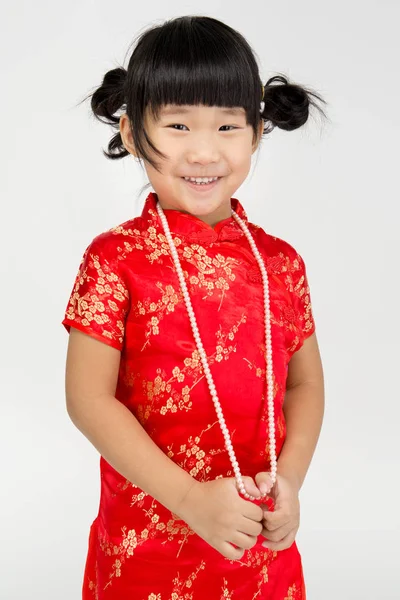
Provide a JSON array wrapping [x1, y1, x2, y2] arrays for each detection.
[[90, 67, 128, 127], [103, 67, 127, 91], [263, 74, 311, 131]]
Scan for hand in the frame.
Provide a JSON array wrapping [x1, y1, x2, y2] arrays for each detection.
[[175, 477, 264, 560], [243, 471, 301, 551]]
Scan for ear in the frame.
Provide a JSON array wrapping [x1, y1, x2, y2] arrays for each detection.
[[119, 113, 138, 157]]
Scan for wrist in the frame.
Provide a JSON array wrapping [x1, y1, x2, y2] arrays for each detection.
[[173, 478, 201, 519], [277, 463, 302, 492]]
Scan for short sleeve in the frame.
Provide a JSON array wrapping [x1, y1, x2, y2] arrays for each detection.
[[288, 250, 316, 342], [61, 238, 130, 351]]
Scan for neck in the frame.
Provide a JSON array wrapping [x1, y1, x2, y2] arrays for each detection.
[[157, 199, 232, 230]]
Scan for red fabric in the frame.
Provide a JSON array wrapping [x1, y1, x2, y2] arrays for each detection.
[[62, 191, 315, 599]]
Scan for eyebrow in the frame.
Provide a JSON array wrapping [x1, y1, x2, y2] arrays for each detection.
[[159, 106, 246, 117]]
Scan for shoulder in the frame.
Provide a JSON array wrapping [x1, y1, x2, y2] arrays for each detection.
[[248, 223, 304, 269], [87, 215, 144, 264], [247, 225, 313, 299]]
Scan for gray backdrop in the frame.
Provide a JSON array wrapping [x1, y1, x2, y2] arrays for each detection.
[[1, 1, 398, 598]]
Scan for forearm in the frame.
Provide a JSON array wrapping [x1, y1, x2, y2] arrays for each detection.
[[277, 380, 325, 492], [67, 394, 197, 517]]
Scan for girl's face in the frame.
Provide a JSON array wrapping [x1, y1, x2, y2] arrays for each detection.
[[120, 104, 263, 227]]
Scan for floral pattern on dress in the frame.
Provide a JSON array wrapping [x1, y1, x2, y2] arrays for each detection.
[[62, 191, 314, 599]]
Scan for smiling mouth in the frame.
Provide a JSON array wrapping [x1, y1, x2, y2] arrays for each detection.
[[181, 177, 222, 189]]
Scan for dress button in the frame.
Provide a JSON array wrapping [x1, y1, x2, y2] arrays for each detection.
[[183, 230, 218, 244], [247, 264, 262, 283], [218, 224, 244, 242]]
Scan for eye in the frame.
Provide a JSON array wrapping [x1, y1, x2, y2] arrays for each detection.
[[168, 124, 189, 131], [167, 124, 238, 131]]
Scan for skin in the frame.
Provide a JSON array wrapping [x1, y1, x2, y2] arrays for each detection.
[[119, 104, 325, 551]]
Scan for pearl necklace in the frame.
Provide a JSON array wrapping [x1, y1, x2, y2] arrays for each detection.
[[156, 200, 277, 501]]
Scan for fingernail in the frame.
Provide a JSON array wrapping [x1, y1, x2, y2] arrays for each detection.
[[259, 483, 268, 494]]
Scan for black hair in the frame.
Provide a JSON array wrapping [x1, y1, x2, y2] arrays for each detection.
[[81, 15, 328, 176]]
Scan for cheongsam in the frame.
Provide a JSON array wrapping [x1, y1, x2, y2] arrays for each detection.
[[61, 191, 315, 599]]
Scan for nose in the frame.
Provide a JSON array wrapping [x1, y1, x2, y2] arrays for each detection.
[[186, 137, 220, 166]]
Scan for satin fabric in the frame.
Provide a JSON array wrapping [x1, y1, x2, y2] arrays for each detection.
[[62, 191, 315, 599]]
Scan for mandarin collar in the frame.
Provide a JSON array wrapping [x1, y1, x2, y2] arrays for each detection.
[[139, 191, 249, 244]]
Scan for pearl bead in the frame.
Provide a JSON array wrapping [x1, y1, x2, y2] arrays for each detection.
[[156, 201, 277, 494]]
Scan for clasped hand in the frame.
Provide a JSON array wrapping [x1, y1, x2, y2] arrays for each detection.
[[241, 471, 300, 552], [175, 470, 300, 560]]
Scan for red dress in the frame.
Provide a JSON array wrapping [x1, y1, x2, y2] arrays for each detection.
[[62, 191, 315, 599]]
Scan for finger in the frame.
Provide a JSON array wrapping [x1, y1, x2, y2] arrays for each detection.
[[255, 471, 274, 495], [230, 531, 259, 551], [242, 501, 264, 523], [260, 522, 293, 542], [241, 476, 261, 498], [262, 529, 297, 551], [239, 516, 264, 537], [263, 509, 291, 530], [221, 541, 245, 561], [263, 515, 291, 532]]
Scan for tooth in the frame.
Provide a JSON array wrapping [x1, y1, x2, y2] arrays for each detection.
[[184, 176, 218, 184]]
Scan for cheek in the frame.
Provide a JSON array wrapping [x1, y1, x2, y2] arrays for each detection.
[[226, 138, 253, 163], [228, 151, 252, 173]]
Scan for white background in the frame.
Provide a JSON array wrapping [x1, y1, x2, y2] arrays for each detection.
[[1, 1, 399, 598]]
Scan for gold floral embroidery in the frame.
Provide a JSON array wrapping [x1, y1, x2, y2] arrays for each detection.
[[221, 546, 279, 599], [128, 492, 197, 557], [133, 283, 181, 351], [69, 194, 312, 598], [180, 246, 238, 310], [171, 561, 206, 596], [137, 365, 193, 423], [95, 493, 199, 588], [214, 315, 246, 361], [284, 582, 301, 599], [145, 561, 206, 600], [110, 224, 169, 265], [63, 243, 129, 348], [136, 314, 247, 423], [220, 578, 234, 599], [287, 334, 301, 356], [117, 215, 243, 307], [168, 425, 225, 480], [88, 576, 99, 599], [283, 253, 314, 336], [131, 248, 246, 353]]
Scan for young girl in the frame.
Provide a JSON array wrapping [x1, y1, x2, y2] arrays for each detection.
[[62, 15, 326, 600]]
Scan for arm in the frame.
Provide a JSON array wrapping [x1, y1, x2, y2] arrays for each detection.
[[65, 328, 197, 517], [277, 331, 325, 492]]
